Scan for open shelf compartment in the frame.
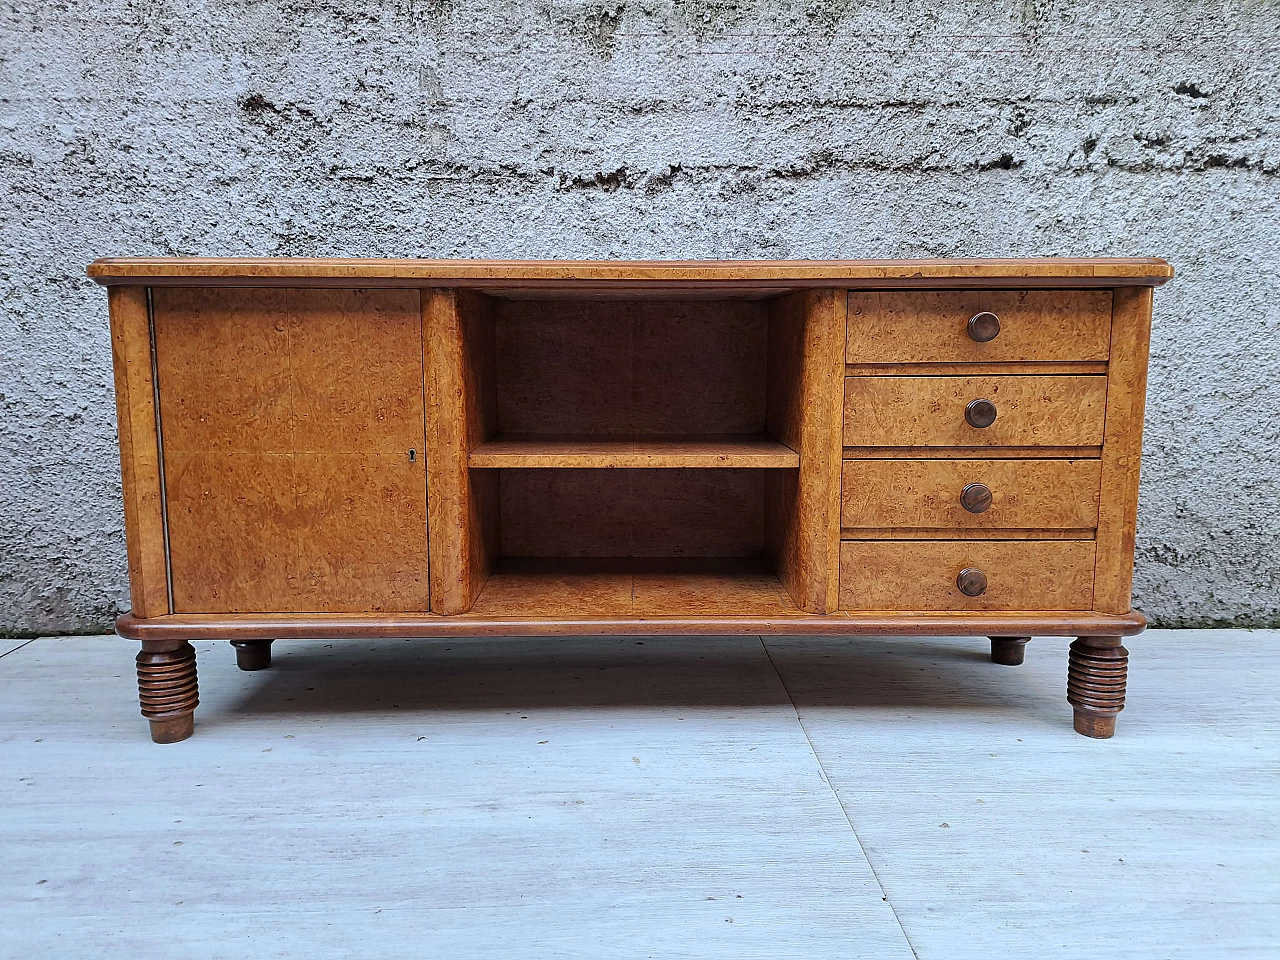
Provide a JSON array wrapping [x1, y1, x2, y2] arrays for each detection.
[[469, 556, 804, 619], [425, 288, 843, 619], [471, 466, 799, 617]]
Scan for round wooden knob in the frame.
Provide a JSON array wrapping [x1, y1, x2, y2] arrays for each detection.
[[960, 482, 992, 513], [957, 568, 988, 597], [965, 398, 997, 428], [968, 312, 1001, 342]]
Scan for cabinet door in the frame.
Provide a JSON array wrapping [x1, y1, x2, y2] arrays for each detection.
[[153, 287, 428, 613]]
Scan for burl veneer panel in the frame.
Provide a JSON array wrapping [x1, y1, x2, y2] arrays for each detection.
[[1093, 286, 1154, 613], [763, 289, 845, 614], [840, 540, 1097, 611], [424, 288, 500, 615], [469, 435, 798, 468], [108, 286, 170, 616], [844, 375, 1108, 448], [494, 299, 768, 435], [498, 469, 767, 558], [90, 257, 1175, 287], [153, 287, 429, 613], [847, 290, 1112, 364], [470, 558, 799, 618], [840, 459, 1102, 533]]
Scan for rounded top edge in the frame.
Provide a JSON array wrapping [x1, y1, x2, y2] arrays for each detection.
[[86, 257, 1174, 286]]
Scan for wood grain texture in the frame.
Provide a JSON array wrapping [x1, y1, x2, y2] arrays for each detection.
[[107, 286, 170, 617], [763, 290, 845, 614], [1068, 635, 1129, 737], [153, 287, 428, 614], [498, 469, 767, 558], [843, 445, 1103, 460], [424, 288, 498, 615], [163, 452, 430, 613], [88, 257, 1174, 287], [135, 638, 198, 743], [839, 540, 1097, 611], [840, 459, 1102, 534], [844, 375, 1108, 447], [494, 299, 767, 436], [1093, 287, 1154, 614], [846, 361, 1110, 377], [468, 558, 799, 619], [102, 264, 1156, 661], [113, 608, 1146, 639], [846, 290, 1113, 363], [469, 435, 798, 468]]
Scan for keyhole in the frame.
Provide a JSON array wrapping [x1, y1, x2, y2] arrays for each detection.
[[408, 449, 416, 462]]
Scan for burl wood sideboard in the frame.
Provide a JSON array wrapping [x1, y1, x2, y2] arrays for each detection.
[[90, 257, 1171, 743]]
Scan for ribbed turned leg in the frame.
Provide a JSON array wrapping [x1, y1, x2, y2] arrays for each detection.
[[1067, 636, 1128, 738], [136, 640, 199, 743], [232, 639, 273, 671], [990, 636, 1030, 666]]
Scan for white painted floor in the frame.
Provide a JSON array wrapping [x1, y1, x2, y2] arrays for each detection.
[[1, 630, 1276, 959]]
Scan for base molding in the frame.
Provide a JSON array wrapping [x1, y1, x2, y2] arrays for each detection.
[[117, 610, 1146, 641]]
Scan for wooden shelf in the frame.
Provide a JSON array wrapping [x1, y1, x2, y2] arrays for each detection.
[[469, 557, 804, 618], [468, 435, 799, 469]]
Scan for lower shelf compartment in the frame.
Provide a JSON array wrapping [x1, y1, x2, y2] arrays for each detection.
[[469, 557, 803, 619]]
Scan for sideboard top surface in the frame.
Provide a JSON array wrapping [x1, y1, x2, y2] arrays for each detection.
[[88, 257, 1173, 291]]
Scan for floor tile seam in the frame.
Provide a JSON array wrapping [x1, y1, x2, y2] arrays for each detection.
[[758, 637, 922, 960], [0, 639, 36, 662]]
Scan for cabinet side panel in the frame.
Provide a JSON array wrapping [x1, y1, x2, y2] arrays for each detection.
[[425, 289, 497, 614], [765, 289, 844, 613], [1094, 286, 1153, 613], [108, 286, 170, 617]]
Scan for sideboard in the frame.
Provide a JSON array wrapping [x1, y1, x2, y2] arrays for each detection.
[[89, 258, 1172, 743]]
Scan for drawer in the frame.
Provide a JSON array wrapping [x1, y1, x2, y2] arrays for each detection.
[[839, 540, 1096, 611], [841, 459, 1101, 533], [847, 290, 1112, 364], [844, 375, 1107, 448]]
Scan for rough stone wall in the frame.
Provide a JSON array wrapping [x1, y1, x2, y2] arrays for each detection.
[[1, 0, 1277, 633]]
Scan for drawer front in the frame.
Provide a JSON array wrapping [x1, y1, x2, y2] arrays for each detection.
[[844, 375, 1107, 447], [841, 459, 1102, 532], [839, 540, 1096, 611], [847, 290, 1112, 364]]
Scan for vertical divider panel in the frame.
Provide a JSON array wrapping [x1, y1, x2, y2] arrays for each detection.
[[1093, 286, 1154, 613], [764, 289, 846, 613], [108, 285, 171, 617], [424, 288, 499, 614]]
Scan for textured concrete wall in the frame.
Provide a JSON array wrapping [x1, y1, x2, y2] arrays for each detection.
[[1, 1, 1277, 633]]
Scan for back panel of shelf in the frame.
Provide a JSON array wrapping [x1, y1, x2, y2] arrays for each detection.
[[494, 298, 769, 436]]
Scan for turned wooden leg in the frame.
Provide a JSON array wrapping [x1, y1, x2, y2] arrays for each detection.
[[136, 640, 199, 744], [990, 636, 1030, 666], [1067, 636, 1129, 738], [232, 639, 274, 671]]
